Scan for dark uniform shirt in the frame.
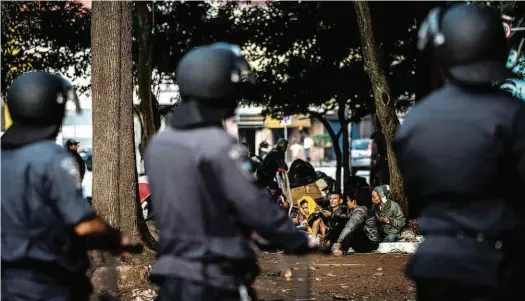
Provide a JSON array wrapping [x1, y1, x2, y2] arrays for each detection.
[[1, 140, 97, 298], [394, 83, 525, 286], [145, 126, 308, 290]]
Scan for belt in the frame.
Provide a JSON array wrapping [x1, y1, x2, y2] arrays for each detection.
[[424, 230, 505, 250]]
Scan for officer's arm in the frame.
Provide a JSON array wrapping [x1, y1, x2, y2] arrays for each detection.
[[47, 155, 123, 251], [512, 105, 525, 182], [208, 147, 309, 254]]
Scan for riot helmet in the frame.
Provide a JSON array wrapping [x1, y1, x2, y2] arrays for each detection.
[[2, 71, 81, 148], [418, 4, 511, 85], [170, 42, 256, 129]]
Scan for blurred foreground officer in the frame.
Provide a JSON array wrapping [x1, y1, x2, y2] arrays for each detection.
[[1, 72, 140, 301], [394, 4, 525, 301], [145, 43, 317, 301]]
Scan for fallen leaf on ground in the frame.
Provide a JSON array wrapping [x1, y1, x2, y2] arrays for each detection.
[[284, 269, 292, 281]]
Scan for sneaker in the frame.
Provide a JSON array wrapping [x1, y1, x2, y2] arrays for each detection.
[[346, 247, 356, 254]]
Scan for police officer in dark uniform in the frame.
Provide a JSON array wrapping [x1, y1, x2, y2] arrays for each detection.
[[256, 138, 289, 188], [144, 42, 318, 301], [394, 4, 525, 301], [1, 71, 141, 301], [64, 138, 86, 182]]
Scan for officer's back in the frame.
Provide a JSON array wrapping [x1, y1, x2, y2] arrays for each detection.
[[144, 43, 313, 301], [1, 71, 140, 301], [395, 4, 525, 299]]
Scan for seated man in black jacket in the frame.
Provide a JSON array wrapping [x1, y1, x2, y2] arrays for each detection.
[[332, 194, 380, 255], [320, 192, 350, 246]]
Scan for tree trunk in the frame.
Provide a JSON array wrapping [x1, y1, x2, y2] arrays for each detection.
[[136, 1, 157, 161], [310, 111, 342, 191], [338, 100, 350, 189], [92, 0, 154, 265], [354, 1, 408, 214]]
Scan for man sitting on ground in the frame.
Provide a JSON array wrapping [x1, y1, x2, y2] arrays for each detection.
[[372, 185, 406, 242], [332, 194, 380, 256], [320, 192, 350, 246]]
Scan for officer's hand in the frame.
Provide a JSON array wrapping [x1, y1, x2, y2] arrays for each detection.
[[307, 234, 319, 249], [119, 236, 144, 256]]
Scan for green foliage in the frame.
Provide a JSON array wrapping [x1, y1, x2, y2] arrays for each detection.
[[311, 133, 331, 148], [218, 2, 419, 121], [1, 1, 91, 95]]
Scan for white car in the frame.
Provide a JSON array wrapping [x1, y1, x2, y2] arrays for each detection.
[[351, 139, 373, 173]]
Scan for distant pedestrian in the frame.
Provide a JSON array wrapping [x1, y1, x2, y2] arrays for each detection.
[[303, 135, 313, 162]]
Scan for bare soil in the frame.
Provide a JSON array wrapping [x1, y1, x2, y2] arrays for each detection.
[[254, 252, 416, 301]]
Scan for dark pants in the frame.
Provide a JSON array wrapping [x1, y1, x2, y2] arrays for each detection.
[[156, 277, 257, 301], [415, 278, 516, 301], [1, 267, 91, 301], [342, 226, 379, 253]]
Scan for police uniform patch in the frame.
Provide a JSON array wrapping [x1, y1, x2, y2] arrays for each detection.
[[60, 157, 82, 188], [228, 144, 256, 181]]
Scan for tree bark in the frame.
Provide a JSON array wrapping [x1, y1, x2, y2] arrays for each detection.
[[92, 1, 154, 260], [354, 1, 408, 214]]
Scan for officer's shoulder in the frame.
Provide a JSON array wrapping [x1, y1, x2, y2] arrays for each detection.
[[202, 127, 237, 151], [29, 140, 68, 160]]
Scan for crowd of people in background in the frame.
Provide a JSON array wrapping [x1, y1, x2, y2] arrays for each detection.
[[283, 185, 407, 255], [251, 135, 416, 256]]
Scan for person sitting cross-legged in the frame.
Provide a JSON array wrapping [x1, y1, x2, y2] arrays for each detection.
[[332, 194, 380, 256]]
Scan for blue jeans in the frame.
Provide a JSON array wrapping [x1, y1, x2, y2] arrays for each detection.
[[383, 234, 401, 242]]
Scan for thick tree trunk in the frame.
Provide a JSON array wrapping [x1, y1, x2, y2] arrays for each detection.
[[92, 1, 124, 228], [92, 0, 154, 262], [354, 1, 408, 214]]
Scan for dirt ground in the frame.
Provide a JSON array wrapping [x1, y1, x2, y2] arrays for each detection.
[[254, 252, 416, 301]]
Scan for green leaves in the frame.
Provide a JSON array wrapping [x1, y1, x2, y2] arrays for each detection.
[[1, 1, 91, 95]]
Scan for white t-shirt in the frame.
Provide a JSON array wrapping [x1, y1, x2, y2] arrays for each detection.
[[290, 143, 303, 159], [303, 137, 313, 150]]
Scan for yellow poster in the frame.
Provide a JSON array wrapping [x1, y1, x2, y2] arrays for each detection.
[[3, 104, 13, 130]]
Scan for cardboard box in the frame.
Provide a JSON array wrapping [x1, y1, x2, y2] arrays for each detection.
[[291, 183, 323, 204]]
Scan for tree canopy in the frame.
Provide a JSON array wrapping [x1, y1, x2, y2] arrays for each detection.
[[1, 1, 91, 95]]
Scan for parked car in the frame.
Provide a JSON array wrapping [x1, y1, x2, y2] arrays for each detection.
[[351, 138, 372, 174]]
